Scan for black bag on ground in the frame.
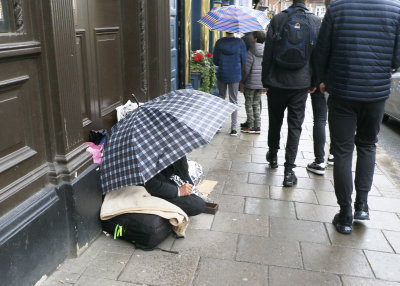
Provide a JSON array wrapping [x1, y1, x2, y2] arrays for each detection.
[[101, 213, 172, 250]]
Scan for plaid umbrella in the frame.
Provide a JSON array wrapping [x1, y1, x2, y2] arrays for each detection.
[[101, 89, 237, 194], [198, 5, 270, 33]]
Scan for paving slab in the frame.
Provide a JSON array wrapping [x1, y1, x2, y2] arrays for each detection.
[[269, 266, 341, 286], [365, 250, 400, 282], [171, 229, 238, 260], [82, 250, 131, 280], [369, 196, 400, 213], [355, 211, 400, 231], [301, 242, 374, 278], [40, 271, 80, 286], [211, 211, 269, 237], [236, 235, 302, 268], [205, 170, 249, 184], [231, 161, 269, 173], [76, 276, 141, 286], [216, 152, 252, 163], [342, 276, 400, 286], [295, 202, 339, 223], [193, 257, 268, 286], [270, 186, 318, 204], [248, 172, 284, 186], [383, 230, 400, 253], [270, 217, 330, 244], [118, 250, 199, 286], [326, 223, 393, 252], [214, 194, 245, 213], [188, 213, 215, 230], [244, 197, 296, 219], [223, 182, 269, 198]]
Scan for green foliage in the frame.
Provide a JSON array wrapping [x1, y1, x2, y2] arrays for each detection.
[[190, 50, 217, 94]]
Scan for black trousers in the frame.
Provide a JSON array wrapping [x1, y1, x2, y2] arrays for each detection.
[[328, 97, 386, 215], [167, 194, 205, 217], [267, 87, 308, 169], [311, 91, 328, 164]]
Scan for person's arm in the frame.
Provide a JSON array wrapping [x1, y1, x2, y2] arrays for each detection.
[[313, 9, 333, 84], [310, 17, 322, 89], [262, 21, 275, 88], [240, 39, 247, 66], [145, 173, 179, 199], [243, 53, 254, 84], [213, 40, 220, 66], [392, 21, 400, 71]]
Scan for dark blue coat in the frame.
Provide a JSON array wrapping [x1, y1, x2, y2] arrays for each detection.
[[213, 37, 247, 83], [314, 0, 400, 102]]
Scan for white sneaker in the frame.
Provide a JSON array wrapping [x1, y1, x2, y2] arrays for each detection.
[[327, 154, 334, 166], [307, 162, 326, 175]]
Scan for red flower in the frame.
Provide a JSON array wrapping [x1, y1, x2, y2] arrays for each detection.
[[206, 52, 212, 58], [197, 54, 204, 60]]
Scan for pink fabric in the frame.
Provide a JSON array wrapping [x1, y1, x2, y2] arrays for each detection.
[[86, 142, 103, 165]]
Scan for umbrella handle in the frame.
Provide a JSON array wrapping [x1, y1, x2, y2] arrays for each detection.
[[131, 93, 140, 106]]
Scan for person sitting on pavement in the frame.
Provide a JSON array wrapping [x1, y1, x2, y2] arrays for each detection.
[[241, 30, 266, 135], [144, 156, 205, 217]]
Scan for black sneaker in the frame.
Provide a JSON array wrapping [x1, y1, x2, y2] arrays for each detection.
[[230, 129, 238, 136], [249, 127, 261, 134], [241, 126, 252, 133], [283, 170, 297, 187], [327, 154, 334, 166], [354, 202, 370, 220], [266, 151, 278, 169], [240, 122, 250, 128], [332, 213, 353, 234], [307, 162, 326, 175]]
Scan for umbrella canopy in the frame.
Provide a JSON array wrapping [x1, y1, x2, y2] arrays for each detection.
[[198, 5, 270, 33], [101, 89, 237, 194]]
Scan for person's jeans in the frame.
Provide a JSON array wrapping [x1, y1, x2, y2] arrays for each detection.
[[244, 88, 262, 128], [267, 88, 308, 170], [328, 97, 386, 215], [218, 81, 239, 130], [311, 91, 328, 164]]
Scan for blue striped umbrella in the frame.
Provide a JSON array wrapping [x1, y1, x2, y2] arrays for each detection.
[[199, 5, 270, 33]]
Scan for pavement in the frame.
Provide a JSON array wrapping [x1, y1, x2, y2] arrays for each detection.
[[39, 94, 400, 286]]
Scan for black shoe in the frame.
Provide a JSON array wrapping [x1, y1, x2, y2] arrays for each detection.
[[230, 129, 238, 136], [240, 122, 250, 128], [354, 202, 370, 220], [266, 151, 278, 169], [283, 170, 297, 187], [249, 127, 261, 134], [307, 162, 326, 175], [332, 213, 353, 234]]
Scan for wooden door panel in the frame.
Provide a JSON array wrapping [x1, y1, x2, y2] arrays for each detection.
[[94, 28, 123, 117]]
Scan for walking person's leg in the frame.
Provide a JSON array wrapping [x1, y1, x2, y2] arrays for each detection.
[[307, 91, 328, 175], [328, 97, 357, 234], [243, 88, 255, 132], [267, 88, 289, 168], [353, 100, 386, 220], [218, 81, 228, 100], [228, 82, 239, 134], [284, 89, 308, 186], [251, 89, 262, 133]]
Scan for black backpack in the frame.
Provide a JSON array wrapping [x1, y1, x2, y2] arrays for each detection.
[[273, 7, 315, 70], [101, 213, 172, 250]]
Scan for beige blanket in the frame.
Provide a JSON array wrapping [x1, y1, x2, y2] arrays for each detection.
[[100, 186, 189, 236]]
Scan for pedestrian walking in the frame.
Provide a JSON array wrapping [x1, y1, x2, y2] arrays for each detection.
[[213, 33, 247, 136], [314, 0, 400, 234], [306, 0, 335, 176], [262, 0, 321, 187], [241, 30, 266, 135]]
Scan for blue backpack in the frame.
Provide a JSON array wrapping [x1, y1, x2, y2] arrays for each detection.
[[273, 7, 315, 70]]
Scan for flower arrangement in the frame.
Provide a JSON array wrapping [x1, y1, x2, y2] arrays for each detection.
[[190, 50, 216, 94]]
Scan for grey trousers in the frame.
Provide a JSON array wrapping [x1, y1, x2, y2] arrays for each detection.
[[218, 81, 239, 130]]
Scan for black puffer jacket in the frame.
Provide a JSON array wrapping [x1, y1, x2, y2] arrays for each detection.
[[262, 3, 321, 90], [314, 0, 400, 102]]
